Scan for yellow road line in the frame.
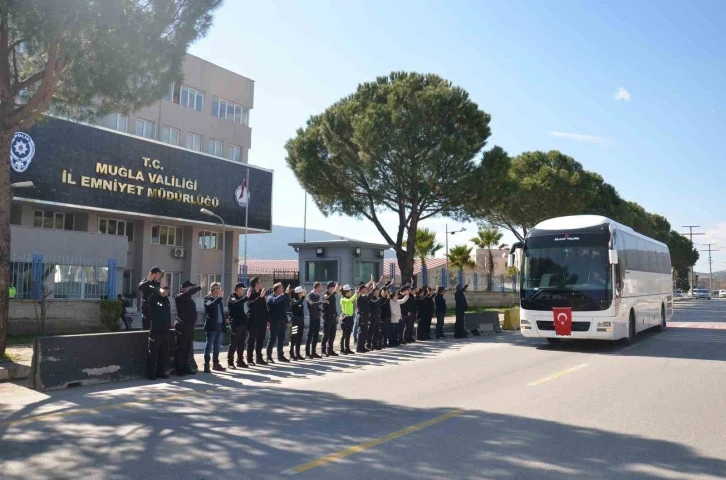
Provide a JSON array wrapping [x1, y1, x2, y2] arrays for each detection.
[[281, 409, 466, 475], [527, 363, 589, 387], [0, 390, 201, 427]]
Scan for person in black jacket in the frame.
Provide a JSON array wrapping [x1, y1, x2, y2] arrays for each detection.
[[203, 282, 226, 373], [356, 280, 375, 353], [380, 288, 392, 348], [367, 287, 383, 350], [173, 280, 203, 376], [418, 287, 436, 340], [267, 282, 290, 363], [147, 285, 172, 380], [434, 286, 447, 339], [321, 282, 340, 357], [246, 277, 269, 366], [227, 282, 251, 369], [454, 284, 469, 338], [289, 286, 306, 360], [401, 284, 418, 344], [138, 266, 164, 330], [305, 282, 324, 359]]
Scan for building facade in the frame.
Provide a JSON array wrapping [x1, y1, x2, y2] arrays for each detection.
[[9, 55, 272, 307]]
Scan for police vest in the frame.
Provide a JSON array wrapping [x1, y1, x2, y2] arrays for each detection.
[[8, 286, 17, 299]]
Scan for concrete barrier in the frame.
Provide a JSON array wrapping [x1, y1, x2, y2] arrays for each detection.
[[464, 312, 501, 334], [28, 330, 177, 391], [501, 309, 520, 330], [462, 291, 518, 308], [10, 300, 104, 335]]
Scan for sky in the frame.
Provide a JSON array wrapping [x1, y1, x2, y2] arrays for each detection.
[[189, 0, 726, 271]]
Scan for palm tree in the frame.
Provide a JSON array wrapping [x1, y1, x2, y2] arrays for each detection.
[[471, 226, 504, 277], [413, 228, 443, 271], [447, 244, 475, 285]]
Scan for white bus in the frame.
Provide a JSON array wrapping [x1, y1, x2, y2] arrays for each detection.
[[511, 215, 673, 344]]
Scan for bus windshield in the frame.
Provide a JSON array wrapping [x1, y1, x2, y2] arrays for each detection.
[[521, 233, 612, 311]]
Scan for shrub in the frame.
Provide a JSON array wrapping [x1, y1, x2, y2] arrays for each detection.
[[100, 299, 123, 332]]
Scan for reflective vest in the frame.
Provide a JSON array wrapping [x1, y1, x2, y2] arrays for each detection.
[[8, 286, 17, 299]]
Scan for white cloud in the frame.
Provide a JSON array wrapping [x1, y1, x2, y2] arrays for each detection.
[[548, 131, 613, 146], [613, 87, 631, 101]]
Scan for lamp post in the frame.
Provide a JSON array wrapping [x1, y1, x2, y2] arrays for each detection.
[[201, 208, 226, 293]]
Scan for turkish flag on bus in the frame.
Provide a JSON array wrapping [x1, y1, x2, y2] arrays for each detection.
[[553, 307, 572, 336]]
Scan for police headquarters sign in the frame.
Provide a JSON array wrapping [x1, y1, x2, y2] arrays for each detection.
[[9, 117, 273, 231]]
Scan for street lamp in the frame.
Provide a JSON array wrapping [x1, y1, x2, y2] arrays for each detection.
[[11, 181, 34, 189], [200, 208, 226, 294], [445, 224, 467, 271]]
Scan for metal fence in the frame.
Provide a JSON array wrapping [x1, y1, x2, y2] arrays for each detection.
[[238, 265, 299, 289], [10, 254, 117, 300]]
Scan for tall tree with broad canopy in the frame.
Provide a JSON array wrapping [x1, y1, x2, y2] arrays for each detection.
[[285, 72, 491, 281], [0, 0, 222, 357]]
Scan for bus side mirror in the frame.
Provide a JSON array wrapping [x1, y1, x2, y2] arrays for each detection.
[[609, 250, 619, 265]]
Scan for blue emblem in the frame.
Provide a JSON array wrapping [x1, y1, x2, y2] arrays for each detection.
[[10, 132, 35, 173]]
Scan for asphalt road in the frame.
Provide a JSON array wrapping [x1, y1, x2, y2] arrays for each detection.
[[2, 300, 726, 480]]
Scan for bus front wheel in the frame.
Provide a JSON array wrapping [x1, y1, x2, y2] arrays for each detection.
[[656, 305, 666, 331]]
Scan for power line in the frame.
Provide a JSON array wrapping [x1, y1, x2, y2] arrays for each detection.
[[681, 226, 705, 293], [697, 243, 719, 292]]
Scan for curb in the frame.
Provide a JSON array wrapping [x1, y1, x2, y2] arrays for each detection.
[[0, 363, 31, 383]]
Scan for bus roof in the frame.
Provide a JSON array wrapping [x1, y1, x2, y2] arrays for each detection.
[[531, 215, 667, 247]]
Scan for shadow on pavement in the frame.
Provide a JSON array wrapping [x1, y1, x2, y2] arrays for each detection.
[[0, 375, 724, 480]]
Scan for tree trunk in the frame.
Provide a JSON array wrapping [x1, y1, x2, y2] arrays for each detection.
[[0, 130, 12, 356], [397, 247, 415, 286]]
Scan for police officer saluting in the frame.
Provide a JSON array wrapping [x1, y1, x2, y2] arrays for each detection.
[[138, 266, 164, 330], [227, 282, 251, 369], [147, 283, 172, 380], [173, 280, 203, 376], [321, 282, 340, 357]]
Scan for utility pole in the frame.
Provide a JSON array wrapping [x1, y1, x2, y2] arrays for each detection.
[[681, 226, 704, 295], [698, 243, 719, 293]]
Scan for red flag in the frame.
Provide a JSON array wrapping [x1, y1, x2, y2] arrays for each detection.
[[553, 307, 572, 336]]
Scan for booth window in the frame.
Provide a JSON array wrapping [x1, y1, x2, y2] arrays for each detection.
[[305, 260, 338, 282]]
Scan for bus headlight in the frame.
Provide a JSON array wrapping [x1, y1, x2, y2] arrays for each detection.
[[597, 321, 612, 328], [520, 319, 530, 325]]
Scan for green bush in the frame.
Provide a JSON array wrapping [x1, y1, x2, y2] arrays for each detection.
[[100, 299, 123, 332]]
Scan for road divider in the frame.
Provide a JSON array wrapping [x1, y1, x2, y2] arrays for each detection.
[[527, 363, 589, 387], [281, 408, 465, 475]]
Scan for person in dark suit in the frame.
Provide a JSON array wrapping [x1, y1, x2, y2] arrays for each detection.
[[203, 282, 226, 373], [380, 288, 392, 348], [321, 282, 340, 357], [289, 286, 306, 360], [147, 285, 172, 380], [267, 282, 290, 363], [305, 282, 324, 359], [367, 287, 383, 350], [173, 280, 203, 376], [247, 277, 269, 366], [454, 284, 469, 338], [227, 282, 251, 369], [138, 266, 163, 330], [434, 286, 447, 339]]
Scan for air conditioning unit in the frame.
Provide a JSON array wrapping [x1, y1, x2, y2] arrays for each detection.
[[171, 247, 185, 258]]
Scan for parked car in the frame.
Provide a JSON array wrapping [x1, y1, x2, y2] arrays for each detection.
[[719, 290, 726, 298], [673, 291, 683, 298], [693, 289, 712, 299]]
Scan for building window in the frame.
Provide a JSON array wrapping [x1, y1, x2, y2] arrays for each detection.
[[163, 272, 182, 295], [151, 224, 183, 247], [354, 261, 380, 284], [197, 274, 222, 296], [99, 218, 134, 242], [167, 82, 204, 112], [33, 210, 74, 230], [212, 96, 250, 126], [185, 132, 202, 151], [161, 125, 180, 146], [305, 260, 338, 282], [228, 144, 242, 162], [198, 230, 220, 249], [103, 112, 128, 132], [135, 118, 155, 139], [208, 138, 223, 157]]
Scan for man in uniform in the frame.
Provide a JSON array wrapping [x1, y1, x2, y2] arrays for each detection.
[[339, 285, 357, 354], [266, 282, 291, 363], [228, 282, 251, 369], [247, 277, 269, 366], [305, 282, 324, 359], [321, 281, 340, 357], [147, 285, 172, 380], [173, 280, 203, 376], [138, 266, 164, 330]]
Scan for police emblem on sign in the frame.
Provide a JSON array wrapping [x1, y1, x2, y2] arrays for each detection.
[[10, 132, 35, 173]]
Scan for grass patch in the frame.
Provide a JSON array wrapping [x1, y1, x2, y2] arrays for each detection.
[[1, 352, 18, 363], [7, 334, 36, 346]]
